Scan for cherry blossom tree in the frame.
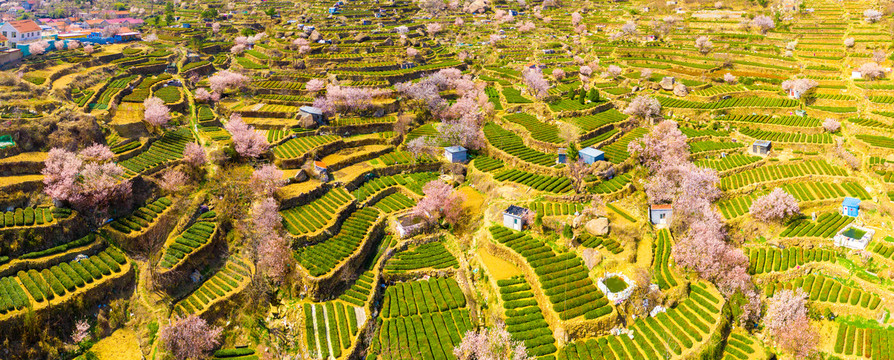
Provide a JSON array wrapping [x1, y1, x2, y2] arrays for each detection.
[[183, 143, 206, 167], [571, 12, 582, 26], [864, 9, 883, 23], [672, 205, 752, 295], [143, 97, 171, 127], [306, 78, 326, 93], [212, 22, 220, 34], [249, 164, 286, 197], [724, 73, 737, 84], [752, 15, 775, 34], [411, 180, 465, 225], [225, 113, 269, 158], [209, 70, 249, 93], [551, 68, 565, 80], [314, 85, 391, 116], [453, 325, 533, 360], [640, 69, 653, 81], [252, 196, 291, 283], [695, 36, 713, 55], [28, 40, 50, 55], [455, 17, 464, 26], [844, 37, 855, 48], [522, 67, 550, 99], [160, 315, 222, 360], [71, 319, 90, 344], [230, 43, 246, 54], [427, 22, 443, 35], [406, 47, 419, 57], [823, 118, 841, 132], [42, 146, 132, 225], [605, 65, 622, 78], [750, 188, 800, 222], [860, 61, 885, 80], [66, 41, 80, 50], [489, 34, 501, 44], [764, 289, 818, 359], [874, 49, 887, 63], [621, 21, 637, 36], [517, 21, 535, 33], [781, 78, 818, 99], [439, 120, 483, 150], [407, 136, 439, 159], [623, 95, 661, 122], [158, 169, 188, 193], [83, 45, 95, 54], [627, 120, 688, 172], [194, 88, 212, 102]]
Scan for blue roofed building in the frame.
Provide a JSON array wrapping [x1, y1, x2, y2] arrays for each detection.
[[579, 147, 605, 164], [842, 197, 861, 217], [444, 146, 468, 163]]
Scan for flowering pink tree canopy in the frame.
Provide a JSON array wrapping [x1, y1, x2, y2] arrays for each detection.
[[571, 12, 582, 26], [627, 120, 689, 172], [623, 95, 661, 121], [158, 169, 188, 193], [781, 78, 818, 97], [764, 289, 818, 359], [183, 143, 207, 167], [724, 73, 737, 84], [250, 164, 286, 197], [412, 180, 465, 225], [605, 65, 622, 78], [749, 188, 799, 222], [194, 88, 212, 102], [42, 145, 132, 223], [143, 97, 171, 127], [209, 70, 249, 93], [823, 118, 841, 132], [313, 85, 391, 116], [453, 325, 533, 360], [29, 40, 50, 55], [427, 22, 443, 35], [225, 113, 270, 158], [83, 45, 95, 54], [406, 47, 419, 57], [252, 196, 291, 283], [212, 22, 220, 33], [551, 68, 565, 80], [695, 36, 713, 55], [865, 9, 883, 23], [753, 15, 775, 33], [517, 21, 535, 32], [160, 315, 222, 360], [859, 62, 885, 80], [522, 68, 550, 100], [305, 78, 326, 93]]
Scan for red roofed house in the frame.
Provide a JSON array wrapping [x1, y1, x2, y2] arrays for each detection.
[[0, 20, 41, 46], [649, 204, 673, 225]]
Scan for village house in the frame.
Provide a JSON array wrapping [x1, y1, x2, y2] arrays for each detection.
[[0, 19, 41, 46]]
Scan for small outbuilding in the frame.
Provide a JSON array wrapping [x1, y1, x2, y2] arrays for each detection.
[[503, 205, 528, 231], [842, 197, 861, 217], [649, 204, 672, 225], [557, 148, 567, 164], [752, 140, 771, 155], [299, 106, 328, 128], [444, 146, 468, 163], [579, 147, 605, 164]]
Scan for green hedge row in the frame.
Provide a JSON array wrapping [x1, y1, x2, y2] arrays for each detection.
[[497, 275, 557, 357], [338, 270, 374, 307], [159, 219, 217, 269], [281, 187, 353, 236], [109, 197, 172, 234], [383, 241, 458, 274], [747, 246, 835, 274], [173, 259, 250, 317], [381, 278, 465, 318], [490, 226, 610, 321], [295, 208, 380, 277]]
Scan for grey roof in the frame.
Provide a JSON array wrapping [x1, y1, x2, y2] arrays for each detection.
[[445, 145, 467, 153], [300, 106, 323, 115], [753, 140, 772, 147], [504, 205, 527, 216], [579, 147, 604, 157]]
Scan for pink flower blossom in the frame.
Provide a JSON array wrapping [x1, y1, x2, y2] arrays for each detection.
[[143, 97, 171, 127], [225, 113, 269, 158], [250, 164, 286, 197], [160, 315, 222, 360], [749, 188, 799, 222], [183, 143, 207, 167]]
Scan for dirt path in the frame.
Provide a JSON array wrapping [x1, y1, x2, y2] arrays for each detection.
[[310, 304, 323, 359], [322, 305, 335, 359]]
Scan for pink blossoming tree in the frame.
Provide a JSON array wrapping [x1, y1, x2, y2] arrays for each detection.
[[225, 113, 269, 158], [749, 188, 799, 222], [160, 315, 222, 360], [143, 97, 171, 127], [453, 325, 533, 360], [764, 289, 818, 359], [249, 164, 286, 197], [412, 180, 465, 225]]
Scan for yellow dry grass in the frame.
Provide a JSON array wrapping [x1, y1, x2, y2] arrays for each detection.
[[0, 151, 47, 164], [479, 246, 521, 280], [91, 328, 142, 360], [457, 186, 485, 213]]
